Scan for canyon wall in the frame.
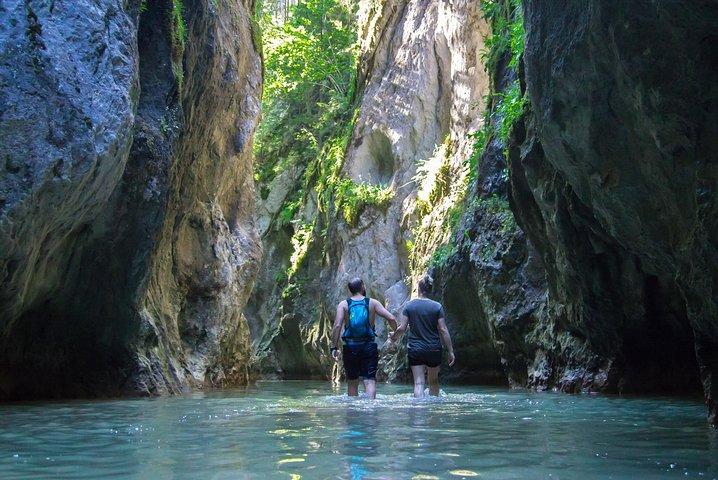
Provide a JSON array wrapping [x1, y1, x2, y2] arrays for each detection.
[[248, 0, 529, 384], [0, 0, 261, 397], [512, 0, 717, 422], [2, 0, 715, 424], [251, 0, 717, 423]]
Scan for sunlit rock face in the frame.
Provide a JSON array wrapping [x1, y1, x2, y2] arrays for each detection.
[[513, 1, 717, 421], [248, 0, 509, 381], [0, 0, 261, 398], [340, 0, 489, 306]]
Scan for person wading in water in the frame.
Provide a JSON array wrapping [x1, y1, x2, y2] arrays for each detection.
[[331, 278, 397, 399], [387, 274, 455, 397]]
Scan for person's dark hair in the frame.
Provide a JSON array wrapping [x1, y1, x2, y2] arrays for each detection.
[[418, 274, 434, 295], [348, 277, 364, 294]]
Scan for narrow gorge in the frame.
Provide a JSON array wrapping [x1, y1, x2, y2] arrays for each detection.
[[1, 0, 717, 426]]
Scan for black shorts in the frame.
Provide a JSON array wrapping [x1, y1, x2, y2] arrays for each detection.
[[343, 342, 378, 380], [408, 349, 442, 368]]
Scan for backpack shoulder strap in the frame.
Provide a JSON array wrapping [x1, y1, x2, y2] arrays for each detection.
[[364, 297, 374, 328], [344, 297, 352, 327]]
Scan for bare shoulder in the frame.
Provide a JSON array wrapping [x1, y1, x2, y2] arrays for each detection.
[[337, 299, 348, 310]]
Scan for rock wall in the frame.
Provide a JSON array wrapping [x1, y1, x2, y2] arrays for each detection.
[[0, 0, 261, 398], [249, 0, 508, 382], [251, 0, 718, 425], [513, 0, 717, 421]]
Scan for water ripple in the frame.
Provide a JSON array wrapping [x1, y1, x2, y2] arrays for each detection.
[[0, 382, 716, 479]]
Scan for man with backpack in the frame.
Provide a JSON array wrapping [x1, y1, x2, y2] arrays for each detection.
[[331, 277, 398, 399]]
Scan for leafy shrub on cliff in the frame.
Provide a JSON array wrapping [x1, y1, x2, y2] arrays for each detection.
[[288, 221, 315, 275], [261, 0, 356, 101], [480, 0, 524, 73], [495, 82, 528, 152], [254, 0, 358, 187], [469, 0, 527, 171], [334, 179, 393, 226]]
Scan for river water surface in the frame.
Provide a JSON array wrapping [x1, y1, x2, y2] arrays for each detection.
[[1, 381, 716, 479]]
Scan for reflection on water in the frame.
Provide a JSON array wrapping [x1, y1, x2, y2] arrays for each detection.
[[0, 381, 716, 479]]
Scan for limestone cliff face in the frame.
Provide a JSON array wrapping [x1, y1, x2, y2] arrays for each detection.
[[252, 0, 717, 425], [511, 1, 717, 421], [249, 0, 503, 381], [0, 0, 261, 397]]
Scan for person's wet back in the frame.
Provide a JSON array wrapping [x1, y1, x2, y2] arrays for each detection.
[[331, 278, 397, 399]]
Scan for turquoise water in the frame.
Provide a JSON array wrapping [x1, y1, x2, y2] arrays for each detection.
[[0, 381, 716, 479]]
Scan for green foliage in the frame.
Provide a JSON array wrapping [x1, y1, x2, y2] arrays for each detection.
[[274, 269, 288, 284], [408, 199, 465, 273], [308, 116, 354, 213], [413, 198, 430, 218], [480, 0, 524, 73], [466, 123, 490, 182], [282, 282, 301, 299], [279, 194, 302, 226], [465, 79, 527, 178], [507, 6, 525, 69], [430, 136, 453, 204], [405, 239, 414, 257], [428, 243, 458, 268], [465, 1, 527, 180], [170, 0, 186, 89], [412, 135, 454, 208], [171, 0, 186, 46], [446, 203, 463, 231], [334, 179, 393, 226], [473, 194, 518, 238], [288, 221, 315, 276], [495, 81, 528, 151], [260, 0, 357, 102]]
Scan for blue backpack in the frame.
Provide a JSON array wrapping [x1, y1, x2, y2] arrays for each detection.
[[342, 297, 375, 340]]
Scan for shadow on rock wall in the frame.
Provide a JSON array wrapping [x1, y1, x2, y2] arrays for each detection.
[[0, 0, 262, 398]]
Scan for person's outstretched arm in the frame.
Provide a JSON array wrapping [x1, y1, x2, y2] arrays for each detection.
[[437, 317, 455, 366], [388, 313, 409, 346], [331, 302, 345, 362], [371, 299, 398, 332]]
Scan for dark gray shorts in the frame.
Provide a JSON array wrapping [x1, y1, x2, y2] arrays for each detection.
[[408, 349, 442, 368], [343, 342, 378, 380]]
